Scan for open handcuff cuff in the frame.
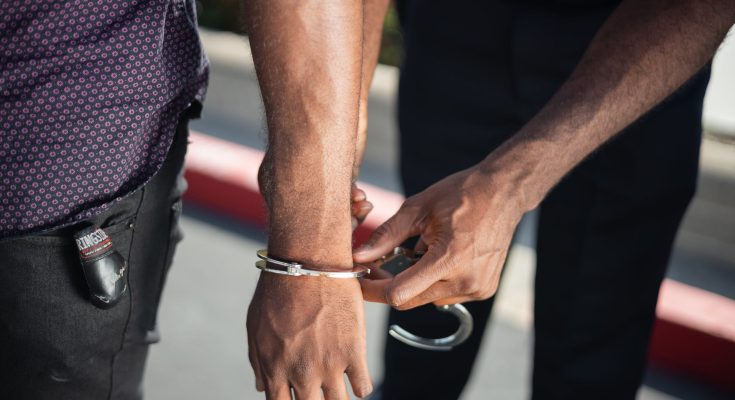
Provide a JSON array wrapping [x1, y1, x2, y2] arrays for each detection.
[[256, 247, 473, 351]]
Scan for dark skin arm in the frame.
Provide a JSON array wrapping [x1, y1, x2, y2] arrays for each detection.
[[356, 0, 735, 308], [352, 0, 391, 229], [244, 1, 387, 399]]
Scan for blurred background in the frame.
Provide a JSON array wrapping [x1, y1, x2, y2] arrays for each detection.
[[144, 2, 735, 399]]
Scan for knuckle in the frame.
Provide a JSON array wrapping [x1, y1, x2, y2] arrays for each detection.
[[435, 255, 458, 275], [488, 278, 500, 296], [321, 386, 344, 400], [343, 343, 357, 359], [285, 356, 313, 385], [478, 281, 499, 300], [385, 287, 405, 307], [400, 196, 421, 211], [469, 281, 483, 294], [335, 344, 357, 364], [262, 377, 287, 394], [472, 290, 488, 301], [247, 350, 257, 367], [456, 276, 478, 294], [322, 344, 360, 374], [261, 370, 282, 387], [372, 221, 393, 240], [477, 289, 494, 300], [259, 359, 279, 378], [399, 198, 423, 221]]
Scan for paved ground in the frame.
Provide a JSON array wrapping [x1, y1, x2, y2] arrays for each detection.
[[144, 29, 735, 399]]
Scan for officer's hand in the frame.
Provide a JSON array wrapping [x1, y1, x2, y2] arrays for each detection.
[[247, 274, 373, 399], [353, 165, 525, 309]]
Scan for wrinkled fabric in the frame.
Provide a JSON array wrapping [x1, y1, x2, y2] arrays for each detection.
[[0, 117, 189, 400], [0, 0, 208, 238]]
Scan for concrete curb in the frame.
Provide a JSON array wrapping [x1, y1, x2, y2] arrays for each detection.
[[183, 130, 735, 393]]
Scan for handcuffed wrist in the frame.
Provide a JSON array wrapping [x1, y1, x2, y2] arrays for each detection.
[[256, 249, 370, 279]]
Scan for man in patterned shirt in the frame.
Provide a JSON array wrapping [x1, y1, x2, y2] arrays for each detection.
[[0, 1, 207, 398]]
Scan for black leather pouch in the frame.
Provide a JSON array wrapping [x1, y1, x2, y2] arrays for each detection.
[[73, 226, 128, 309]]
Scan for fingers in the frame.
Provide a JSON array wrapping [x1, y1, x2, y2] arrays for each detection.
[[247, 337, 265, 391], [351, 185, 373, 230], [353, 204, 422, 263], [360, 277, 391, 303], [351, 185, 366, 202], [352, 200, 373, 220], [383, 246, 446, 308], [346, 356, 373, 398], [248, 276, 371, 400], [362, 272, 491, 309], [351, 200, 373, 228], [264, 382, 291, 400], [414, 237, 428, 253], [322, 376, 349, 400], [292, 383, 321, 400], [390, 280, 457, 310], [362, 274, 466, 310], [264, 376, 352, 400], [390, 248, 506, 308]]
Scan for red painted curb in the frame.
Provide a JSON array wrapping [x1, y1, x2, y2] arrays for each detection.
[[649, 280, 735, 391], [183, 131, 403, 243], [183, 132, 267, 227], [184, 131, 735, 392]]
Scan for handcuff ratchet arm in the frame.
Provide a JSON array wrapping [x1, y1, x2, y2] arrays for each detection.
[[375, 248, 474, 351], [388, 303, 473, 351]]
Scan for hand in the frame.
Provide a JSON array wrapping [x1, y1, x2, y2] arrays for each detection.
[[246, 273, 373, 399], [353, 165, 526, 309], [351, 184, 373, 230]]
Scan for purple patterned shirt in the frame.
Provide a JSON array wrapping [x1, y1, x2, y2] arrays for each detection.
[[0, 0, 208, 239]]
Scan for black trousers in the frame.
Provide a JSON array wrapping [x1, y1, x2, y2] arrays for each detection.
[[382, 1, 708, 399], [0, 119, 189, 399]]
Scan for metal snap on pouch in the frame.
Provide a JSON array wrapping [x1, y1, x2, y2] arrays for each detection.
[[74, 226, 128, 309]]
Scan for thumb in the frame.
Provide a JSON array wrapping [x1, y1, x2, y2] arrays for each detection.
[[353, 203, 421, 263]]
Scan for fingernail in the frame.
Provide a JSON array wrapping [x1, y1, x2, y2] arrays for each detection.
[[353, 244, 370, 254], [352, 190, 366, 202]]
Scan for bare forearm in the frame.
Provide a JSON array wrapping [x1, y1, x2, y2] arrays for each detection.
[[361, 0, 389, 94], [354, 0, 390, 178], [484, 0, 735, 210], [244, 0, 363, 268]]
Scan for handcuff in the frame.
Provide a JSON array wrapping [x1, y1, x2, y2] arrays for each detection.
[[256, 249, 370, 278], [256, 247, 473, 351]]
